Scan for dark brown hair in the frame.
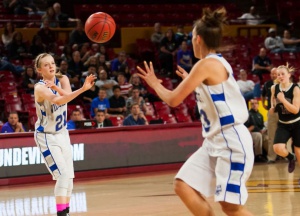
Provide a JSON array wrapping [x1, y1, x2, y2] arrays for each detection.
[[194, 7, 227, 50]]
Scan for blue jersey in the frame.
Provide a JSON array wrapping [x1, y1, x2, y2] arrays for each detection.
[[195, 54, 249, 138], [35, 78, 67, 133]]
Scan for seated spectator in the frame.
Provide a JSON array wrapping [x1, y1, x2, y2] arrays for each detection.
[[29, 35, 46, 58], [68, 50, 85, 77], [37, 18, 56, 49], [108, 85, 127, 117], [61, 45, 73, 62], [110, 51, 128, 76], [175, 25, 188, 45], [1, 21, 16, 47], [12, 0, 37, 15], [94, 110, 113, 128], [252, 47, 272, 81], [98, 54, 111, 76], [69, 20, 90, 47], [0, 59, 24, 76], [67, 109, 84, 130], [98, 45, 110, 61], [22, 66, 37, 94], [82, 82, 99, 104], [1, 112, 25, 133], [53, 2, 79, 28], [159, 28, 179, 75], [117, 72, 133, 98], [59, 60, 80, 90], [81, 65, 98, 85], [264, 28, 295, 53], [237, 69, 261, 101], [126, 87, 148, 115], [7, 31, 31, 61], [151, 22, 164, 49], [83, 56, 99, 71], [244, 99, 268, 163], [238, 6, 262, 25], [90, 87, 110, 118], [41, 7, 57, 28], [95, 69, 118, 98], [282, 30, 300, 52], [177, 40, 193, 73], [123, 103, 149, 126]]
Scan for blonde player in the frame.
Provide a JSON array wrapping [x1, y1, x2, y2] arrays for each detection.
[[34, 53, 95, 216], [137, 7, 254, 216]]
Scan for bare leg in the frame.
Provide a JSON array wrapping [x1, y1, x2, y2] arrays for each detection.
[[56, 196, 68, 204], [273, 143, 289, 157], [219, 202, 253, 216], [294, 146, 300, 166], [174, 179, 214, 216]]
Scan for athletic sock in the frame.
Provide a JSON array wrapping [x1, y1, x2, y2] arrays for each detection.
[[57, 204, 67, 212], [286, 153, 295, 161]]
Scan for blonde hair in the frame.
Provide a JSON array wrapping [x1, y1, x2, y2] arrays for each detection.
[[277, 62, 295, 74], [34, 53, 63, 79]]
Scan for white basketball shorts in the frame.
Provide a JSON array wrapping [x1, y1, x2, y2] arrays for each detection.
[[175, 124, 254, 205], [34, 129, 75, 180]]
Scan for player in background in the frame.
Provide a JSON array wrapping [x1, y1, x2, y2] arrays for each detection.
[[137, 7, 254, 216], [270, 64, 300, 173], [33, 53, 95, 216]]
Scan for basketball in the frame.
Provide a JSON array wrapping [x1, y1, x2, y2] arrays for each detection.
[[85, 12, 116, 43]]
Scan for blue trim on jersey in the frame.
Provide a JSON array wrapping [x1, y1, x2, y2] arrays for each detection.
[[44, 133, 60, 175], [231, 162, 245, 171], [206, 53, 222, 58], [41, 110, 46, 116], [220, 115, 234, 126], [37, 125, 44, 132], [226, 184, 240, 193], [49, 163, 58, 172], [42, 149, 51, 157], [211, 93, 225, 102]]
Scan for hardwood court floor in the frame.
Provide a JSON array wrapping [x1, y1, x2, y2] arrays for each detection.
[[1, 162, 300, 216]]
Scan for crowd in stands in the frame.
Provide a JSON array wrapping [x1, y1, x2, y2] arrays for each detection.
[[1, 2, 300, 164]]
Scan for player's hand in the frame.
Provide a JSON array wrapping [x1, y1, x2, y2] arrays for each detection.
[[44, 80, 58, 90], [176, 65, 188, 80], [82, 74, 96, 91], [277, 92, 285, 102], [137, 61, 160, 89]]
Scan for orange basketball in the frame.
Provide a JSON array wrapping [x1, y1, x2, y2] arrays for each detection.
[[85, 12, 116, 43]]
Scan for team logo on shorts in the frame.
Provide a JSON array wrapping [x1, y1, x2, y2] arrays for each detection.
[[215, 185, 222, 196]]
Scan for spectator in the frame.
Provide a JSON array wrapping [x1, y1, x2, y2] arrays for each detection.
[[151, 22, 164, 49], [238, 6, 262, 25], [61, 45, 73, 62], [123, 103, 148, 126], [37, 18, 56, 48], [264, 28, 295, 53], [98, 54, 111, 76], [0, 59, 24, 76], [90, 87, 110, 118], [53, 2, 79, 27], [282, 30, 300, 52], [7, 31, 31, 61], [41, 7, 57, 28], [69, 20, 90, 47], [94, 110, 113, 128], [244, 99, 268, 163], [68, 50, 84, 77], [81, 65, 98, 86], [22, 66, 37, 94], [83, 56, 99, 71], [252, 47, 272, 81], [82, 82, 99, 104], [1, 21, 16, 47], [261, 67, 278, 163], [13, 0, 37, 15], [177, 40, 193, 73], [95, 69, 118, 98], [159, 28, 179, 75], [175, 25, 188, 45], [237, 69, 261, 101], [67, 109, 83, 130], [110, 51, 128, 76], [98, 45, 110, 61], [108, 85, 127, 117], [1, 112, 25, 133], [117, 72, 133, 98], [126, 87, 148, 115], [59, 60, 80, 90], [29, 35, 46, 58]]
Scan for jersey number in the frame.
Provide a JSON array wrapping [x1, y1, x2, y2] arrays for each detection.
[[199, 109, 211, 132], [56, 111, 67, 131]]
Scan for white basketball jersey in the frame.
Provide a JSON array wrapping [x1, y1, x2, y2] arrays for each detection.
[[35, 78, 67, 133], [195, 54, 249, 138]]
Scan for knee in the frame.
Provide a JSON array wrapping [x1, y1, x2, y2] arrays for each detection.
[[173, 179, 186, 196], [220, 202, 241, 215], [273, 144, 284, 153]]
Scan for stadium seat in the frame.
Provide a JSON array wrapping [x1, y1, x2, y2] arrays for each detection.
[[0, 82, 17, 93], [144, 102, 156, 116], [160, 114, 177, 124], [0, 70, 15, 82], [109, 116, 123, 126], [21, 94, 35, 104], [4, 94, 21, 104], [175, 113, 193, 123]]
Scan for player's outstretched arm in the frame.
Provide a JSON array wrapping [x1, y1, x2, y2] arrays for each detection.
[[176, 65, 189, 80], [36, 74, 96, 105]]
